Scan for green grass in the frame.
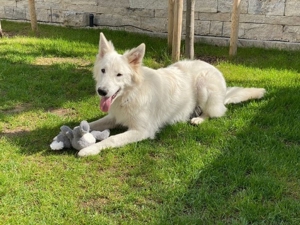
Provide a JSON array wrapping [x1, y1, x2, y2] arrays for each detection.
[[0, 20, 300, 224]]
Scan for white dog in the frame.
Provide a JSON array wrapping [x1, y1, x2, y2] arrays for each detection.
[[78, 33, 265, 157]]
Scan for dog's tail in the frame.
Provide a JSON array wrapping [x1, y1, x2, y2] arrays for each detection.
[[224, 87, 266, 105]]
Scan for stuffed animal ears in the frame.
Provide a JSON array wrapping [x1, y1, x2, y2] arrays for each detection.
[[91, 129, 110, 141], [60, 125, 73, 135], [98, 32, 115, 59], [80, 120, 90, 134]]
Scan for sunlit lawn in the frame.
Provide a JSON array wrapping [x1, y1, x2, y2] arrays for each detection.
[[0, 20, 299, 224]]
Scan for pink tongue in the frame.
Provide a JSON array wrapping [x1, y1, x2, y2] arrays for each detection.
[[100, 97, 112, 112]]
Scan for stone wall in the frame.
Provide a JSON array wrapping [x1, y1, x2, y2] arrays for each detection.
[[1, 0, 300, 50]]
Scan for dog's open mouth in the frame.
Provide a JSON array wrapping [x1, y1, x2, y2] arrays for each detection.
[[100, 89, 120, 112]]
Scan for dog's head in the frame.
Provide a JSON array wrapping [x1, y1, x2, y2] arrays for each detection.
[[93, 33, 145, 112]]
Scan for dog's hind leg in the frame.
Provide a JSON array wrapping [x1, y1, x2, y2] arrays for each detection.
[[191, 86, 227, 125], [190, 84, 208, 125]]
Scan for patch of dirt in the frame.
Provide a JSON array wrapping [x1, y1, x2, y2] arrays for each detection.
[[48, 108, 77, 117], [80, 197, 109, 210], [1, 127, 31, 138], [1, 103, 32, 114], [0, 104, 32, 137], [34, 57, 91, 67], [1, 120, 32, 138]]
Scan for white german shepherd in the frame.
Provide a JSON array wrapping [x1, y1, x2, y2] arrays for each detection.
[[78, 33, 265, 157]]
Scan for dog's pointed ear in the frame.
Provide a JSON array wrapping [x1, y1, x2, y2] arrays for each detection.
[[124, 43, 145, 68], [98, 32, 114, 59]]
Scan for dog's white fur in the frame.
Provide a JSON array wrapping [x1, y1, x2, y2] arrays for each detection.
[[78, 33, 265, 157]]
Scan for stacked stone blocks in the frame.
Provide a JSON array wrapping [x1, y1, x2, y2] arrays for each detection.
[[0, 0, 299, 48]]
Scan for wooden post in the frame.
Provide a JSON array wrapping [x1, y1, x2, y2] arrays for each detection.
[[0, 20, 3, 38], [172, 0, 183, 62], [185, 0, 195, 59], [28, 0, 38, 34], [229, 0, 241, 56], [168, 0, 175, 50]]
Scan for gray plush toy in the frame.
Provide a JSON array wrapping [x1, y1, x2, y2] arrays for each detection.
[[50, 120, 110, 151]]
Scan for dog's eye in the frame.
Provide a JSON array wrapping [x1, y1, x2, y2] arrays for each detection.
[[117, 73, 123, 77], [101, 69, 105, 73]]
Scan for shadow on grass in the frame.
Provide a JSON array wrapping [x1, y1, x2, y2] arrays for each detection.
[[158, 86, 300, 224], [0, 55, 97, 155], [0, 126, 79, 156], [0, 57, 95, 109], [195, 43, 300, 74], [0, 111, 124, 156]]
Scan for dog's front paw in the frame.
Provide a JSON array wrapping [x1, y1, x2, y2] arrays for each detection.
[[78, 145, 101, 157]]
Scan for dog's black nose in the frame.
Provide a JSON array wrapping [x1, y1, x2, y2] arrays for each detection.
[[97, 88, 107, 96]]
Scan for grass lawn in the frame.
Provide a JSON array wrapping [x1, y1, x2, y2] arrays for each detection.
[[0, 20, 299, 224]]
